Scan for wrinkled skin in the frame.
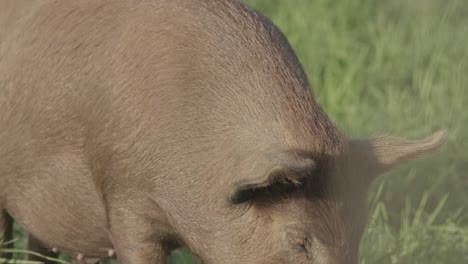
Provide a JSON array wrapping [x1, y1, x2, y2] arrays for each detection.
[[0, 0, 446, 263]]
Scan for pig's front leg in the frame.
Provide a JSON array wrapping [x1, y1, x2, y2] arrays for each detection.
[[106, 198, 173, 264]]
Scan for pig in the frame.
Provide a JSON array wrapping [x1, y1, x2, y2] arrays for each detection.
[[0, 0, 447, 263]]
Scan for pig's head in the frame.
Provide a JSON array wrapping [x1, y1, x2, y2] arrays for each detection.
[[197, 130, 447, 264]]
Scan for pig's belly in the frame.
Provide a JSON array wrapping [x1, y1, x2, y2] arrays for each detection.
[[5, 154, 113, 257]]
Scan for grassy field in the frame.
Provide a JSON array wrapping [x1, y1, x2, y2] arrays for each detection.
[[2, 0, 467, 263]]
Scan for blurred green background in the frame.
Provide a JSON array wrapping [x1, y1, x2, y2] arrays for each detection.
[[3, 0, 467, 263]]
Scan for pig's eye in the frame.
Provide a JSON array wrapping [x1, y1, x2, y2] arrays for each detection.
[[262, 178, 307, 197], [229, 157, 315, 204], [230, 174, 308, 204]]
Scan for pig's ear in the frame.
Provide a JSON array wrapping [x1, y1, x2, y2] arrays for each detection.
[[350, 130, 447, 175], [229, 158, 316, 204]]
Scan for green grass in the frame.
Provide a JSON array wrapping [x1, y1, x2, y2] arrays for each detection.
[[2, 0, 467, 263]]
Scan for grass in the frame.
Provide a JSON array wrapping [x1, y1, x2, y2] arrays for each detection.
[[2, 0, 467, 263]]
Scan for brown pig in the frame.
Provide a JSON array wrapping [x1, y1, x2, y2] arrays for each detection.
[[0, 0, 446, 263]]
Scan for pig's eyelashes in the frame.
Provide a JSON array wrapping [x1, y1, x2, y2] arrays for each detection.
[[229, 176, 308, 204], [229, 157, 315, 204]]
